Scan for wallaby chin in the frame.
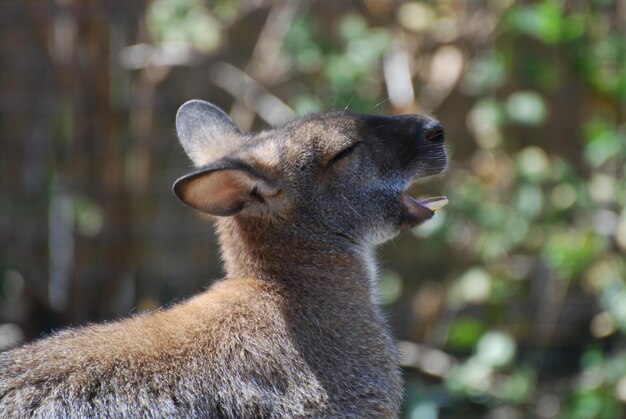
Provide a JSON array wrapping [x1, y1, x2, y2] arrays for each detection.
[[0, 101, 448, 418]]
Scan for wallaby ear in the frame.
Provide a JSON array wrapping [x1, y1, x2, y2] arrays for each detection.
[[176, 100, 242, 166], [173, 162, 279, 216]]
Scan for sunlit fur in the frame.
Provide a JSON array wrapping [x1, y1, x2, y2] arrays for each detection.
[[0, 100, 447, 418]]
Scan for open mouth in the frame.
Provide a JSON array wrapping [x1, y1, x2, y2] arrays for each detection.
[[401, 156, 449, 225], [401, 193, 448, 226], [415, 195, 448, 211]]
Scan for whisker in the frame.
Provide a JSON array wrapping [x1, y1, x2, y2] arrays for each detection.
[[375, 97, 391, 108], [339, 194, 360, 217], [344, 95, 355, 111]]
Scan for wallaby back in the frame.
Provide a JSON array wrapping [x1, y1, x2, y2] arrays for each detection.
[[0, 100, 447, 418]]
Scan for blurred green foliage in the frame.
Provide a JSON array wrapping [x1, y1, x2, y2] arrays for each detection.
[[285, 14, 392, 113]]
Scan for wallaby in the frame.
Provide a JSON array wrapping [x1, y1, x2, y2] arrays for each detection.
[[0, 100, 448, 418]]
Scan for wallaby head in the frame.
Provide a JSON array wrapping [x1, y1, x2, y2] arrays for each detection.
[[174, 100, 447, 279]]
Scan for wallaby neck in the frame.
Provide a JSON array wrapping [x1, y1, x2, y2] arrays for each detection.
[[216, 217, 377, 300]]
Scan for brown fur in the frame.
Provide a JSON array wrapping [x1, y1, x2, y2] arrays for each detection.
[[0, 100, 447, 418]]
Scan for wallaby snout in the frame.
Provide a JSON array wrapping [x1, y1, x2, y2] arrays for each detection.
[[421, 116, 445, 143], [0, 101, 448, 418]]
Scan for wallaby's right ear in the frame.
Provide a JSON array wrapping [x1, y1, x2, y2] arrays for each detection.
[[176, 100, 242, 167], [173, 161, 280, 217]]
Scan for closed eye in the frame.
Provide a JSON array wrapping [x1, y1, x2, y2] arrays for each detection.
[[329, 142, 363, 165]]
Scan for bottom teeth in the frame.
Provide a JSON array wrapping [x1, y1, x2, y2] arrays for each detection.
[[420, 196, 449, 211]]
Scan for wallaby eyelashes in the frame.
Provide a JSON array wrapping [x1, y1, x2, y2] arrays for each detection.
[[0, 100, 448, 418]]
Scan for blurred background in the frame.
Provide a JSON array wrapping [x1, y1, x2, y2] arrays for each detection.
[[1, 0, 625, 417]]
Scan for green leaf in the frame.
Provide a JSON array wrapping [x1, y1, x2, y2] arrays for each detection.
[[544, 229, 606, 280], [505, 2, 563, 44], [447, 319, 487, 351]]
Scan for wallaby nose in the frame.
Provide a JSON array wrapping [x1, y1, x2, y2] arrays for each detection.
[[421, 116, 444, 143]]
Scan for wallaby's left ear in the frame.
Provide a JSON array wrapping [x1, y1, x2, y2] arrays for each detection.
[[173, 161, 279, 216], [176, 100, 243, 167]]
